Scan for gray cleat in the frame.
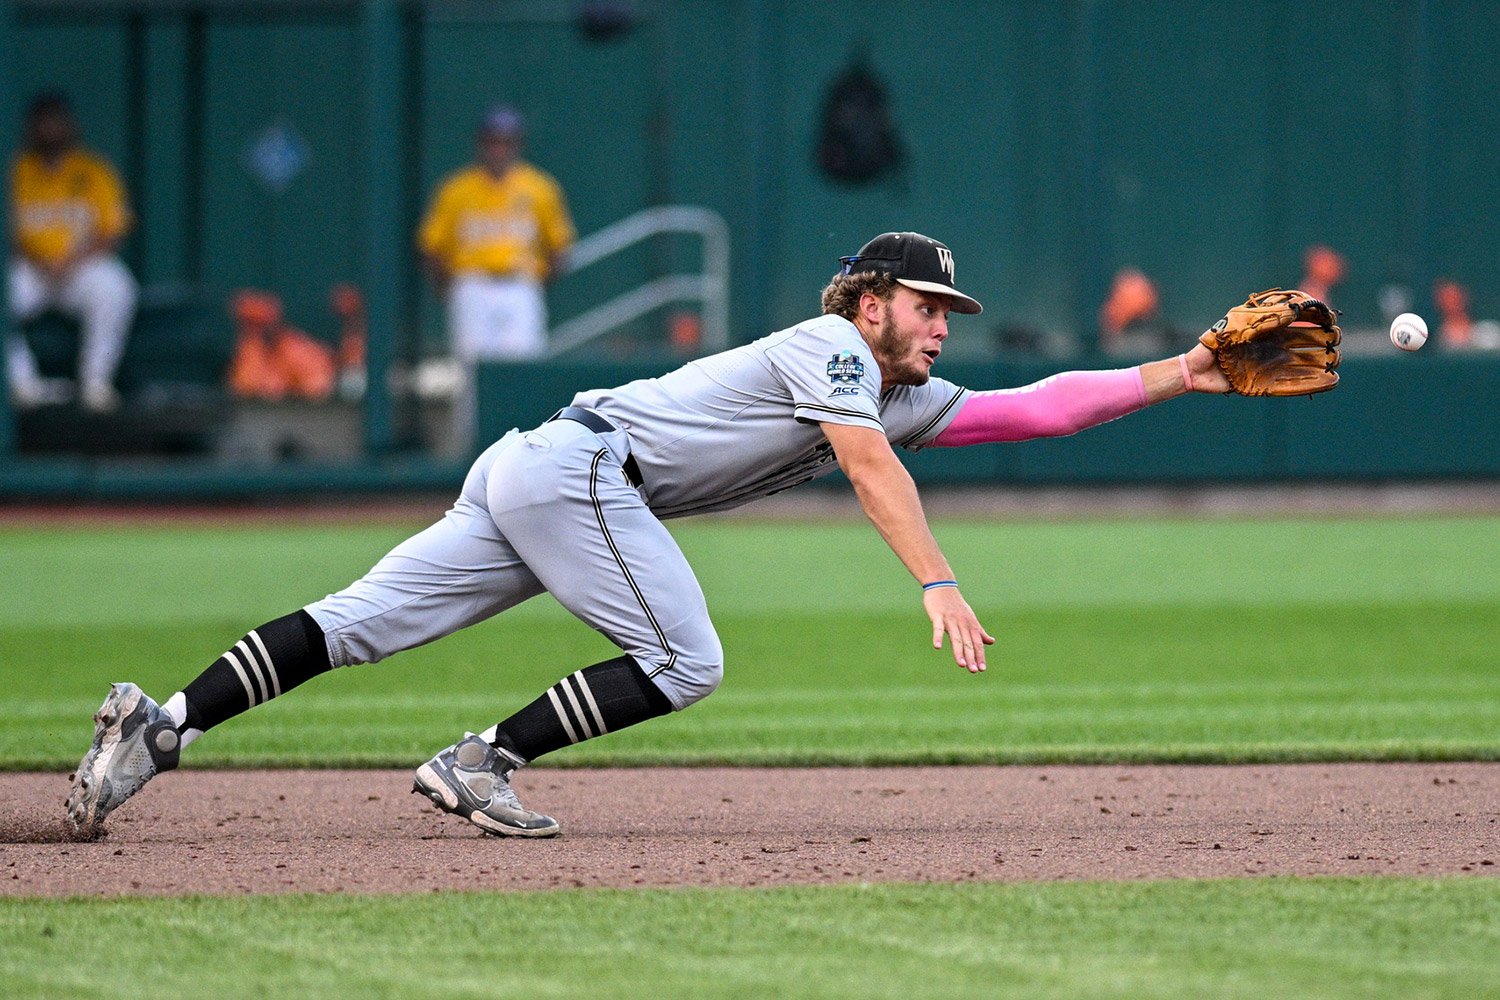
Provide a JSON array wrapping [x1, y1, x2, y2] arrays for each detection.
[[66, 683, 181, 835], [412, 735, 560, 837]]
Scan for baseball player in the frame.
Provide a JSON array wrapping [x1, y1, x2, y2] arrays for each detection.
[[419, 104, 575, 450], [8, 92, 138, 413], [68, 231, 1301, 839]]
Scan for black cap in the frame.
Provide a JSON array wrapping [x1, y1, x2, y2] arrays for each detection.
[[838, 232, 983, 315]]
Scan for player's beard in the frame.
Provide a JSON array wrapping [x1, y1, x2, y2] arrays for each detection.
[[871, 304, 932, 387]]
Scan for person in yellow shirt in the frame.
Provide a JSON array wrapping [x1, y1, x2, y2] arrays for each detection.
[[8, 93, 138, 412], [419, 105, 575, 449]]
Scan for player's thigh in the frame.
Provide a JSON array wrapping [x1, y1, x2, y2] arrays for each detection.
[[490, 281, 545, 358], [8, 258, 49, 319], [485, 425, 721, 710], [447, 275, 491, 362], [306, 463, 544, 666], [62, 256, 137, 316]]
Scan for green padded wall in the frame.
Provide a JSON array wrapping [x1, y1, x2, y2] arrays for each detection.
[[12, 1, 1500, 487]]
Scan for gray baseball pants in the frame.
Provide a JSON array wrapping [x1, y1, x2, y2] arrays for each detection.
[[303, 418, 723, 711]]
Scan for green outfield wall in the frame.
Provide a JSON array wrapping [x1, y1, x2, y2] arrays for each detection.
[[7, 1, 1499, 496], [476, 352, 1500, 487], [0, 351, 1489, 498]]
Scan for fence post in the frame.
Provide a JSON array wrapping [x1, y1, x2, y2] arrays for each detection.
[[1069, 0, 1108, 359], [0, 0, 15, 455], [360, 0, 402, 455]]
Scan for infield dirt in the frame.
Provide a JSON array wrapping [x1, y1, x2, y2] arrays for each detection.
[[3, 763, 1497, 897]]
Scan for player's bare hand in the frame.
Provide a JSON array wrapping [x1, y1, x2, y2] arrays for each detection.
[[922, 586, 996, 673], [1185, 343, 1232, 394]]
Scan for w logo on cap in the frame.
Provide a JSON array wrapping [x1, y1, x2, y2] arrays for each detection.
[[935, 246, 955, 281]]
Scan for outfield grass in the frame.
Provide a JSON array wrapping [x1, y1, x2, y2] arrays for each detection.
[[3, 515, 1498, 768], [3, 878, 1497, 999]]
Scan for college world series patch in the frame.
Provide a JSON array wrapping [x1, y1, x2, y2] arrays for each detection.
[[827, 350, 866, 384]]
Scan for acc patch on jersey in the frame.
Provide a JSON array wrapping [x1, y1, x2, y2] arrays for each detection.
[[827, 350, 866, 384]]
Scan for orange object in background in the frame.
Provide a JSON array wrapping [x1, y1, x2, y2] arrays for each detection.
[[1099, 268, 1160, 342], [329, 283, 367, 371], [228, 289, 336, 401], [1434, 279, 1473, 348], [1300, 245, 1347, 306], [669, 311, 702, 351]]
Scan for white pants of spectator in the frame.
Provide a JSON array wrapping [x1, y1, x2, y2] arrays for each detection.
[[446, 273, 547, 454], [7, 255, 138, 406]]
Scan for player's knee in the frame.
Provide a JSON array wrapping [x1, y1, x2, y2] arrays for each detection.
[[661, 631, 724, 710], [77, 257, 135, 297], [301, 604, 379, 669]]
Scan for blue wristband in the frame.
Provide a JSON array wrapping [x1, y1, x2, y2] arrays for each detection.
[[921, 580, 958, 591]]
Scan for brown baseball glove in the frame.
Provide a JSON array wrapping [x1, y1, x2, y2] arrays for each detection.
[[1199, 289, 1342, 396]]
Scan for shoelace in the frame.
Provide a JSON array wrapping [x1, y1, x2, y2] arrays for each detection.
[[491, 775, 526, 812]]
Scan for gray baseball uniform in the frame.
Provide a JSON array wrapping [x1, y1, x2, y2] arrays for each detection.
[[305, 313, 968, 710], [62, 231, 999, 840]]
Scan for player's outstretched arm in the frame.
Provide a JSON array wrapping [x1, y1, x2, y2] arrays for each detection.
[[821, 421, 995, 673], [930, 343, 1230, 448]]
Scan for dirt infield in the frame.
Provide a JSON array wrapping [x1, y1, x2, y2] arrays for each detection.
[[2, 763, 1497, 897]]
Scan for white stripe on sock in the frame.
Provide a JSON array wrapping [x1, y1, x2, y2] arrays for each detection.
[[572, 670, 608, 736], [246, 630, 282, 698], [222, 648, 258, 706], [559, 678, 596, 740], [546, 688, 581, 744], [234, 640, 268, 704]]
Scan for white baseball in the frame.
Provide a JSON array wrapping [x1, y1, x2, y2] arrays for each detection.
[[1390, 312, 1428, 352]]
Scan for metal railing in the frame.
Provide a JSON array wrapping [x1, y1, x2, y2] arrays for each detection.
[[546, 205, 730, 359]]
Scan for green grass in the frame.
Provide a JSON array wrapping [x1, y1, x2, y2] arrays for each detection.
[[3, 878, 1497, 999], [4, 515, 1499, 768]]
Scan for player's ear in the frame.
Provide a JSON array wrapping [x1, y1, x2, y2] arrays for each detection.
[[858, 290, 884, 324]]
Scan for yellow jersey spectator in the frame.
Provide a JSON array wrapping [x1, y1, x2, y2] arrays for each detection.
[[8, 92, 138, 412], [419, 105, 574, 451]]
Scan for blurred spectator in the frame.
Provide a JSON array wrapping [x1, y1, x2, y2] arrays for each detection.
[[1433, 279, 1472, 347], [1433, 279, 1500, 350], [1299, 245, 1346, 306], [7, 92, 138, 412], [1099, 268, 1161, 350], [228, 290, 336, 402], [418, 104, 576, 450], [329, 283, 367, 399]]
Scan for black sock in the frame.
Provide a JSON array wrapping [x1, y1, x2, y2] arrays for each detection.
[[180, 610, 331, 734], [489, 655, 673, 764]]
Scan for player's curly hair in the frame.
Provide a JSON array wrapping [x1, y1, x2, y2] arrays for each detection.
[[821, 272, 897, 321]]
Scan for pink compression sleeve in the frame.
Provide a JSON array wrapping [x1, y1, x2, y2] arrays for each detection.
[[930, 367, 1148, 447]]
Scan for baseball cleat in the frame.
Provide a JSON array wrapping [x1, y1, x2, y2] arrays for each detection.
[[66, 683, 181, 835], [412, 734, 560, 838]]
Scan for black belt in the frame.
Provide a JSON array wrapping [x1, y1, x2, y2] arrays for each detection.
[[548, 406, 644, 488]]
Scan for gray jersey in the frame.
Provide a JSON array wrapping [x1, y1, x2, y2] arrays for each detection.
[[571, 314, 969, 518], [309, 314, 970, 715]]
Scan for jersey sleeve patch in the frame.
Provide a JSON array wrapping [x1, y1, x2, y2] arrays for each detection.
[[769, 317, 882, 431], [826, 349, 866, 390]]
